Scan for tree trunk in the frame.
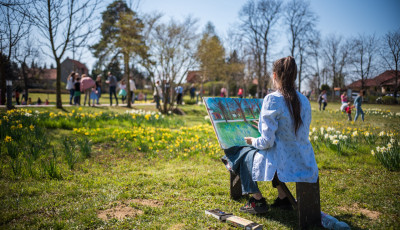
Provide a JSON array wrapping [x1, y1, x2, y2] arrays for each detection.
[[56, 59, 62, 108], [0, 59, 6, 105], [22, 63, 29, 101], [395, 66, 398, 103], [124, 53, 131, 108], [298, 54, 303, 92]]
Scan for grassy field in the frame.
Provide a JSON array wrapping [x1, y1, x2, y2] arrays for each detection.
[[16, 92, 154, 105], [0, 101, 399, 229]]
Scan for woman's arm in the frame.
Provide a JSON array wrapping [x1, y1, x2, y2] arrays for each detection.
[[245, 95, 280, 150]]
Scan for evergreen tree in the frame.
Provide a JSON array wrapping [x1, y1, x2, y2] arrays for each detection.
[[91, 0, 148, 107]]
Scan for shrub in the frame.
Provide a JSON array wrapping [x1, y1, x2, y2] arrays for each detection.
[[382, 96, 397, 104], [365, 95, 379, 104]]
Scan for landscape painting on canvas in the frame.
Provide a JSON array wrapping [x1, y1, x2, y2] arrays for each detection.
[[203, 97, 263, 149]]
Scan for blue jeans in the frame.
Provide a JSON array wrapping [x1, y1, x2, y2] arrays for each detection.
[[96, 87, 101, 104], [131, 92, 135, 104], [354, 105, 364, 121], [109, 86, 118, 105], [69, 89, 75, 104], [222, 146, 260, 194], [154, 95, 160, 109]]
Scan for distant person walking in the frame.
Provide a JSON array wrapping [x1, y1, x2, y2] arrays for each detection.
[[175, 85, 183, 105], [318, 90, 327, 111], [129, 77, 136, 104], [345, 102, 355, 121], [153, 80, 162, 109], [341, 92, 348, 104], [354, 91, 364, 122], [15, 90, 20, 105], [118, 79, 127, 104], [190, 84, 196, 100], [90, 85, 98, 107], [81, 74, 95, 106], [95, 75, 102, 105], [74, 75, 81, 105], [106, 72, 118, 106], [66, 72, 75, 105], [238, 88, 243, 98]]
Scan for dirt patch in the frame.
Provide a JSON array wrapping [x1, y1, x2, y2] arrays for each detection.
[[97, 201, 143, 221], [130, 199, 164, 207], [338, 203, 381, 220], [97, 199, 163, 221], [168, 223, 186, 230]]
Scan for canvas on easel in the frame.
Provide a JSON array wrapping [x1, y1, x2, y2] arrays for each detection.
[[203, 97, 263, 149]]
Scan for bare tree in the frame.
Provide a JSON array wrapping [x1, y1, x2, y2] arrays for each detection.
[[150, 16, 198, 114], [323, 34, 352, 94], [306, 30, 322, 95], [14, 37, 40, 102], [285, 0, 317, 57], [239, 0, 283, 98], [0, 0, 30, 104], [350, 34, 378, 90], [30, 0, 99, 108], [381, 29, 400, 100], [285, 0, 317, 91]]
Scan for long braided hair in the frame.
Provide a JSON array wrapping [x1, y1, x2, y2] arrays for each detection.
[[272, 56, 302, 134]]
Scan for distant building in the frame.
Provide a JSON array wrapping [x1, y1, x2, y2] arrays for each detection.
[[25, 58, 89, 90], [347, 70, 400, 94], [60, 58, 89, 83], [27, 68, 57, 89]]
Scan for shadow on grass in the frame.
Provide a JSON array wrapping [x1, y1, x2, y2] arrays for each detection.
[[233, 197, 300, 229], [334, 213, 366, 230]]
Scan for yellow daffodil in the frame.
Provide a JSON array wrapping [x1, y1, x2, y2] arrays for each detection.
[[4, 136, 13, 142]]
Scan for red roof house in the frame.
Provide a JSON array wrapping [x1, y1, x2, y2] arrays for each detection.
[[347, 70, 399, 93]]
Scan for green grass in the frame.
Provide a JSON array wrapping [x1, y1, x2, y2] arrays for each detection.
[[16, 92, 154, 105], [0, 102, 399, 229]]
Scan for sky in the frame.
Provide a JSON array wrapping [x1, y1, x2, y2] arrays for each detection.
[[61, 0, 400, 74]]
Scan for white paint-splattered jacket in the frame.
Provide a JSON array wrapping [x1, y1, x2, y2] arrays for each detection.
[[251, 91, 319, 183]]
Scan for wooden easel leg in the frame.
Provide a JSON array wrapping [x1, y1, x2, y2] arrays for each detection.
[[296, 179, 321, 229], [230, 171, 243, 200]]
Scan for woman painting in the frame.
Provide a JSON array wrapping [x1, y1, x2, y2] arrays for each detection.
[[239, 56, 319, 214]]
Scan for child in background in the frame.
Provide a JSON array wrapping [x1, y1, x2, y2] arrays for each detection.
[[345, 102, 355, 121], [45, 99, 49, 105], [90, 85, 98, 107], [74, 77, 81, 105]]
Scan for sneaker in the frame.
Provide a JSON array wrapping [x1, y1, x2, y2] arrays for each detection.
[[271, 197, 292, 210], [239, 197, 269, 214]]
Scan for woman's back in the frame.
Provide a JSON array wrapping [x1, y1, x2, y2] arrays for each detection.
[[252, 90, 318, 183]]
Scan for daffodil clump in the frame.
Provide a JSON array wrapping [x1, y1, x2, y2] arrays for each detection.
[[364, 108, 400, 118], [313, 108, 400, 119], [0, 109, 48, 177], [309, 125, 399, 170], [371, 137, 400, 171], [72, 124, 222, 159], [2, 108, 171, 130]]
